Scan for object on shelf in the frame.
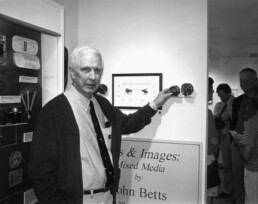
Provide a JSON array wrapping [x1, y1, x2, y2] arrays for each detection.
[[0, 109, 6, 125], [13, 52, 40, 70], [7, 105, 23, 124], [21, 90, 37, 122], [12, 35, 38, 55], [0, 34, 7, 66], [181, 83, 194, 96]]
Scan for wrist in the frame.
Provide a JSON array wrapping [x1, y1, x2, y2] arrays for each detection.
[[149, 101, 158, 111]]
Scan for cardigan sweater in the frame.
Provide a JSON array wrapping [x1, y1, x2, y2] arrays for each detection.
[[28, 94, 156, 204]]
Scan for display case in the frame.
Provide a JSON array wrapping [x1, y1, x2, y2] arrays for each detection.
[[0, 1, 64, 203]]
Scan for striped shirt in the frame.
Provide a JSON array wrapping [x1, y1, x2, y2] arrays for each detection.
[[236, 95, 256, 133], [241, 114, 258, 171]]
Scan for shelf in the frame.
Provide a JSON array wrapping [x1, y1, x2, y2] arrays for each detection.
[[0, 122, 28, 128]]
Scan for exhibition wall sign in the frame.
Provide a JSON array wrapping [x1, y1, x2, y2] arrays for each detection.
[[117, 138, 202, 204]]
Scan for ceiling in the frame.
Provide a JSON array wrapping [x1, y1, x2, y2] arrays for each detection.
[[209, 0, 258, 58]]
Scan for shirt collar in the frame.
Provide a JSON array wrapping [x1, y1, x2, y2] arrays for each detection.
[[222, 95, 234, 105], [228, 95, 234, 104], [65, 85, 96, 112]]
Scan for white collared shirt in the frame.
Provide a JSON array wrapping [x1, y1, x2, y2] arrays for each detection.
[[214, 95, 234, 120], [64, 85, 112, 190], [214, 95, 234, 133]]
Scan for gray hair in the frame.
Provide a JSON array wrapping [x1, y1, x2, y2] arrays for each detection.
[[69, 44, 104, 70]]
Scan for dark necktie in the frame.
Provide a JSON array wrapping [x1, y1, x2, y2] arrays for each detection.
[[89, 101, 115, 187]]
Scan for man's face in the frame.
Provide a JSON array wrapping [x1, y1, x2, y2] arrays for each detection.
[[240, 72, 256, 93], [208, 85, 214, 101], [217, 90, 231, 102], [70, 53, 103, 99]]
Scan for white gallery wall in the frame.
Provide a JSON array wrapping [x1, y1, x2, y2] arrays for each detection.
[[53, 0, 79, 52], [78, 1, 207, 202], [78, 0, 207, 143], [52, 0, 79, 88]]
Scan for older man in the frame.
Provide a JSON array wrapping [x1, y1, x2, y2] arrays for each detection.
[[230, 67, 257, 204], [29, 44, 172, 204]]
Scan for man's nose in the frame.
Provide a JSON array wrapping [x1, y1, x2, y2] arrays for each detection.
[[88, 69, 96, 79]]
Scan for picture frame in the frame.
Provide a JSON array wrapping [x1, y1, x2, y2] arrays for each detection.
[[112, 73, 162, 109]]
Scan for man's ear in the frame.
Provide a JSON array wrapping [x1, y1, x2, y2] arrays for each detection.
[[69, 67, 75, 80]]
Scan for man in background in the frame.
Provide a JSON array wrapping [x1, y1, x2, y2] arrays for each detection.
[[214, 84, 234, 198], [230, 67, 257, 204], [207, 77, 220, 203]]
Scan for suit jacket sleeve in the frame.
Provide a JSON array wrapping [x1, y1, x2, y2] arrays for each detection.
[[95, 95, 157, 135], [116, 104, 157, 134]]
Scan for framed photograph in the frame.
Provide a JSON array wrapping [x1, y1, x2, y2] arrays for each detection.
[[112, 73, 162, 109]]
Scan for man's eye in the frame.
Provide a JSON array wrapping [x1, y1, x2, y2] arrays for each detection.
[[85, 67, 92, 72], [80, 67, 91, 72], [94, 68, 102, 73], [81, 67, 102, 74]]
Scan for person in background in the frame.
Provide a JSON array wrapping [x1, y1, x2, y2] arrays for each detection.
[[230, 78, 258, 204], [28, 44, 173, 204], [207, 77, 220, 203], [230, 67, 257, 204], [214, 84, 235, 198]]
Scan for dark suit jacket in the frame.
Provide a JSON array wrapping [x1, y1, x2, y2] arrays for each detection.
[[230, 94, 244, 130], [28, 94, 156, 204]]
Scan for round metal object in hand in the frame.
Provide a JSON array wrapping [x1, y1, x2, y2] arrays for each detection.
[[168, 85, 180, 96]]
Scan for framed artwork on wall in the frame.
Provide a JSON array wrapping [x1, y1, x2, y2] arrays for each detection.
[[112, 73, 162, 109]]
